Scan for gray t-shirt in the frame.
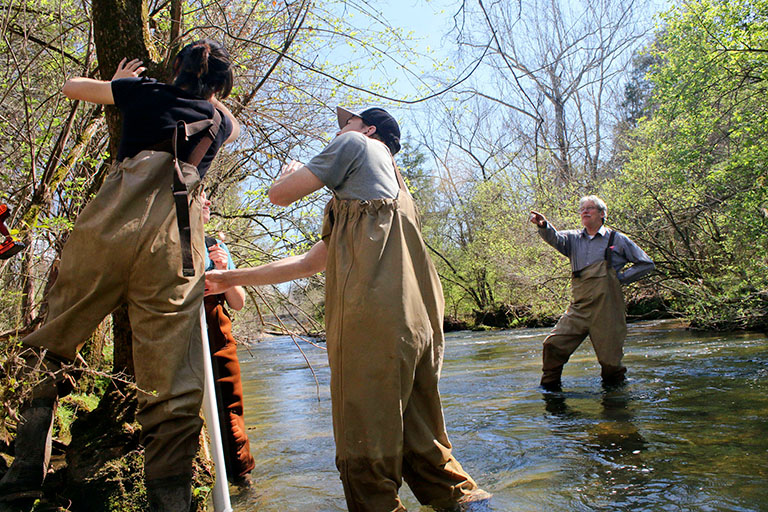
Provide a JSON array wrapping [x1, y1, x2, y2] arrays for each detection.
[[305, 132, 399, 200]]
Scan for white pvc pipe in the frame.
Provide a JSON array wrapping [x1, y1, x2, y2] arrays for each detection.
[[200, 303, 233, 512]]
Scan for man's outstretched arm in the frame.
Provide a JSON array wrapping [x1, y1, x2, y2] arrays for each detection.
[[205, 240, 327, 295], [268, 159, 324, 206]]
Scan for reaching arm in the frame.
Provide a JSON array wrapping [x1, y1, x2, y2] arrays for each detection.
[[223, 285, 246, 311], [205, 240, 328, 295], [62, 58, 146, 104], [268, 160, 324, 206], [531, 210, 570, 257], [206, 242, 246, 309]]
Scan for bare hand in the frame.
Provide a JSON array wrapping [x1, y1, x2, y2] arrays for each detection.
[[207, 244, 229, 270], [280, 159, 304, 179], [204, 269, 230, 296], [529, 210, 547, 227], [112, 58, 146, 81]]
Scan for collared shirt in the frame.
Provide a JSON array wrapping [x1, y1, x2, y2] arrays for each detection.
[[538, 222, 655, 285]]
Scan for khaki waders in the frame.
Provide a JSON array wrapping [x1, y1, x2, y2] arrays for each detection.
[[541, 260, 627, 387], [321, 180, 478, 511], [204, 294, 255, 480], [21, 150, 206, 481]]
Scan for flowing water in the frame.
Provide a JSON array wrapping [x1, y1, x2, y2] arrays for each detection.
[[230, 320, 768, 511]]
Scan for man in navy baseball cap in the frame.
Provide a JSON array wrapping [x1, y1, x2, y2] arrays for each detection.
[[336, 106, 401, 155], [205, 102, 493, 511]]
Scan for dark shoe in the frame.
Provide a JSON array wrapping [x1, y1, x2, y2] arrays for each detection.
[[602, 374, 627, 390], [146, 475, 192, 512], [0, 400, 55, 504], [231, 472, 252, 489], [600, 364, 627, 389]]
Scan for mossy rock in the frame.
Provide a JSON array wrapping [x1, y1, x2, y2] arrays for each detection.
[[443, 316, 469, 332], [48, 384, 213, 511]]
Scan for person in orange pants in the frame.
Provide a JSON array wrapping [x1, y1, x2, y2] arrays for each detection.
[[202, 191, 255, 486], [206, 106, 491, 511]]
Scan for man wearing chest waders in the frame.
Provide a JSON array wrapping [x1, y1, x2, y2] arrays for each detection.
[[530, 195, 655, 392], [0, 40, 239, 510], [205, 106, 492, 511]]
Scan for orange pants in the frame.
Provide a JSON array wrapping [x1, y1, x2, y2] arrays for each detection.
[[204, 295, 255, 479]]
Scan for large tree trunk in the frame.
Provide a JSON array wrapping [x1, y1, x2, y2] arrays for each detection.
[[91, 0, 160, 375]]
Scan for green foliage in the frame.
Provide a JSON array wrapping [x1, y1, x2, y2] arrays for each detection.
[[56, 393, 100, 443], [608, 0, 768, 329], [101, 450, 148, 511]]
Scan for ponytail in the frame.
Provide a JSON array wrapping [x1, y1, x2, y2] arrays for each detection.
[[172, 39, 233, 99]]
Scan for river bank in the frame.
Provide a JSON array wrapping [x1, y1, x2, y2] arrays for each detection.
[[2, 319, 766, 511]]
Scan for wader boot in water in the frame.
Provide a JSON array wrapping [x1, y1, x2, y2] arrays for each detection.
[[0, 398, 55, 505], [434, 489, 494, 511], [321, 162, 489, 512], [540, 258, 627, 390]]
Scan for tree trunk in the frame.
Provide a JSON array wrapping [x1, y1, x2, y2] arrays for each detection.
[[19, 233, 34, 325], [92, 0, 160, 153], [91, 0, 159, 375]]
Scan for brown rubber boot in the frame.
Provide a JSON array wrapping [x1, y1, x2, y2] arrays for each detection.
[[0, 399, 55, 504], [601, 364, 627, 389], [146, 474, 193, 512]]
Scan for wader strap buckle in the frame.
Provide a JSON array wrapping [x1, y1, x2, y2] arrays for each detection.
[[171, 110, 223, 277]]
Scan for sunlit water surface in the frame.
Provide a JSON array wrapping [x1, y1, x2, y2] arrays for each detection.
[[228, 320, 768, 511]]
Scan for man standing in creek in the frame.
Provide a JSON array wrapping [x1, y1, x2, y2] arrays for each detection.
[[206, 106, 492, 511], [530, 195, 655, 392]]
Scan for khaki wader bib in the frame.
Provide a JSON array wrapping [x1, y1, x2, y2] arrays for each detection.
[[22, 150, 206, 480], [541, 260, 627, 385], [321, 179, 477, 511]]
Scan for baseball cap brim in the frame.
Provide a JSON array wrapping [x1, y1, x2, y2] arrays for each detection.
[[336, 106, 361, 129]]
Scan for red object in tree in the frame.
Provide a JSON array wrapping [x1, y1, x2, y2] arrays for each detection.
[[0, 204, 25, 259]]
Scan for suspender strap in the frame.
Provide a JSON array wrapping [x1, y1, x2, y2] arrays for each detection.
[[605, 229, 617, 267], [390, 154, 409, 195], [172, 110, 222, 276]]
